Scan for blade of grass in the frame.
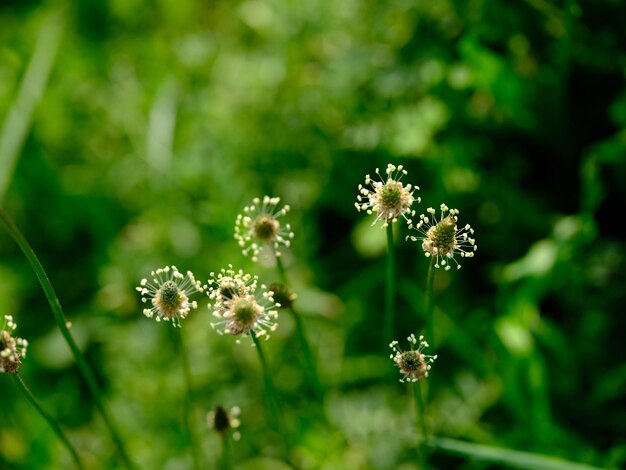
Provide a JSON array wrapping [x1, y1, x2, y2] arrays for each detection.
[[427, 436, 606, 470], [0, 10, 63, 203], [0, 208, 134, 469], [13, 374, 84, 470]]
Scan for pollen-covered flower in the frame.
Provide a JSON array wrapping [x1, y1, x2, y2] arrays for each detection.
[[136, 266, 204, 327], [389, 334, 437, 383], [407, 203, 477, 270], [207, 405, 241, 441], [355, 163, 419, 228], [1, 315, 28, 374], [235, 196, 295, 262], [208, 267, 279, 342]]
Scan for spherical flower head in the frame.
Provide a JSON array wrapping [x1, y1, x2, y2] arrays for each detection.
[[355, 163, 420, 228], [208, 405, 241, 441], [1, 315, 28, 374], [407, 203, 477, 270], [208, 267, 280, 343], [235, 196, 295, 262], [136, 266, 205, 327], [389, 334, 437, 383]]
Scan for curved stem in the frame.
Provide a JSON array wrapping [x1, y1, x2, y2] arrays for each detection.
[[177, 328, 202, 470], [0, 208, 134, 469], [425, 256, 436, 345], [13, 374, 84, 470], [384, 223, 395, 347]]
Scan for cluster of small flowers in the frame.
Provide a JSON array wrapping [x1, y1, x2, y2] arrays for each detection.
[[135, 195, 294, 441], [389, 334, 437, 384], [1, 315, 28, 374], [355, 162, 482, 381], [136, 196, 289, 342], [355, 163, 478, 270], [207, 265, 279, 343]]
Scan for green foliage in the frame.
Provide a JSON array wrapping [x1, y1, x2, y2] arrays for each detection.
[[2, 0, 625, 468]]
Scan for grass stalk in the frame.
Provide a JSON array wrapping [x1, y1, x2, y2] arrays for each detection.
[[13, 374, 84, 470], [0, 208, 134, 469]]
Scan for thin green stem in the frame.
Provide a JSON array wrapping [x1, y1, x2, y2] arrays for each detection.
[[384, 223, 395, 347], [0, 208, 134, 469], [275, 255, 323, 397], [275, 254, 288, 285], [250, 330, 281, 433], [177, 328, 202, 470], [287, 306, 323, 397], [413, 381, 429, 469], [13, 374, 84, 470], [425, 256, 436, 345], [220, 432, 232, 470]]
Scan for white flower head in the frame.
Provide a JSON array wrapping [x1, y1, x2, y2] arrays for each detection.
[[407, 203, 477, 270], [389, 334, 437, 383], [207, 267, 279, 343], [235, 196, 295, 262], [136, 266, 205, 327], [355, 163, 420, 228], [1, 315, 29, 374]]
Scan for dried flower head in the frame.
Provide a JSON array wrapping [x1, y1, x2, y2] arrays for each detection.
[[407, 203, 477, 270], [235, 196, 295, 262], [355, 163, 420, 228], [1, 315, 28, 374], [390, 334, 437, 383], [136, 266, 205, 327], [207, 405, 241, 441], [208, 267, 279, 342], [269, 283, 297, 310]]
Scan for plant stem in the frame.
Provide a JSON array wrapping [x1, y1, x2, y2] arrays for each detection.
[[413, 381, 429, 469], [250, 330, 281, 433], [384, 223, 395, 347], [275, 253, 288, 285], [220, 432, 232, 470], [13, 374, 84, 470], [0, 208, 134, 469], [425, 256, 436, 345], [275, 255, 323, 397], [177, 328, 202, 470]]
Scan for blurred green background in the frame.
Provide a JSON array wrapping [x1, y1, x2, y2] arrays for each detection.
[[1, 0, 625, 468]]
